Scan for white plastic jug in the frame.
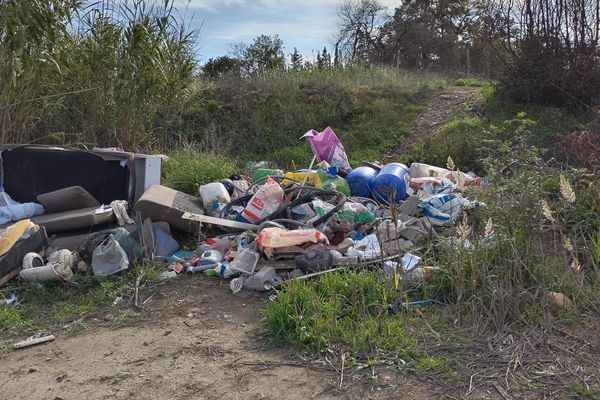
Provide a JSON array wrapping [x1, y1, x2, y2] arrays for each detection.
[[199, 183, 231, 217]]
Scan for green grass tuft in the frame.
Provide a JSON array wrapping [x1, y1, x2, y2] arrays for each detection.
[[162, 147, 238, 194], [264, 270, 418, 361], [0, 305, 25, 332], [454, 78, 485, 87]]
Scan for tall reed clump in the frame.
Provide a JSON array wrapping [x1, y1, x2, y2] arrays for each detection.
[[0, 0, 80, 143], [0, 0, 197, 150]]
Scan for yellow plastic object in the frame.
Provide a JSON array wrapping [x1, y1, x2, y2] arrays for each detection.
[[0, 219, 33, 257], [283, 171, 317, 186]]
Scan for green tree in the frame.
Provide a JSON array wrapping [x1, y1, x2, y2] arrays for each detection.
[[290, 47, 303, 70], [316, 47, 331, 70], [202, 56, 242, 78], [235, 34, 285, 75]]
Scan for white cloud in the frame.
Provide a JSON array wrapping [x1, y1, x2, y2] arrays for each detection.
[[184, 0, 401, 12]]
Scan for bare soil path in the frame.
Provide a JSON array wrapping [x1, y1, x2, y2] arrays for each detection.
[[0, 278, 430, 400]]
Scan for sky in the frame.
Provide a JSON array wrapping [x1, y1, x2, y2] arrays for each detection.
[[178, 0, 402, 64]]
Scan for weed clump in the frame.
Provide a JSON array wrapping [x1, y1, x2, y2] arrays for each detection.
[[265, 270, 418, 361]]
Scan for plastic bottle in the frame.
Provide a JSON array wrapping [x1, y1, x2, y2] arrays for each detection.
[[346, 165, 378, 198], [199, 182, 231, 217], [198, 237, 232, 254], [371, 163, 410, 204], [230, 266, 276, 293], [199, 249, 223, 264], [186, 262, 220, 274]]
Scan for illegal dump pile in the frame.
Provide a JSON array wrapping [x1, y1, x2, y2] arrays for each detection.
[[0, 131, 486, 345], [2, 125, 595, 359]]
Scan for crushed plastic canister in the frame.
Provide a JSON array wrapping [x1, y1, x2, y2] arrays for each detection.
[[346, 165, 378, 198], [371, 163, 410, 204]]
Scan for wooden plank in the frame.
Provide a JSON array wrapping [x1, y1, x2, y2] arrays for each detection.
[[0, 267, 21, 287], [181, 212, 258, 231], [14, 335, 56, 349]]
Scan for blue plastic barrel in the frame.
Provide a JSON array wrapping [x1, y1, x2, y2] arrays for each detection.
[[346, 166, 378, 198], [371, 163, 410, 204]]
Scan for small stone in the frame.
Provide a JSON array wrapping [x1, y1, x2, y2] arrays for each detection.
[[116, 372, 133, 380], [546, 291, 574, 310]]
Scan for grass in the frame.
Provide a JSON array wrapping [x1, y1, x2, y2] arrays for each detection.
[[264, 270, 419, 362], [0, 271, 143, 335], [401, 82, 591, 175], [569, 380, 600, 399], [454, 77, 486, 87], [175, 67, 447, 168], [163, 147, 239, 194]]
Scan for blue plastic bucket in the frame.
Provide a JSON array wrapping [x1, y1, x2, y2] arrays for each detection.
[[346, 166, 378, 198], [371, 163, 410, 204]]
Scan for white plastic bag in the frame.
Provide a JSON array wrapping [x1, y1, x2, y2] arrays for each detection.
[[419, 193, 470, 226], [409, 163, 480, 186], [91, 235, 129, 276]]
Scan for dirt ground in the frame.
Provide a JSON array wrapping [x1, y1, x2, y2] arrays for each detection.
[[0, 277, 431, 400], [0, 86, 481, 400]]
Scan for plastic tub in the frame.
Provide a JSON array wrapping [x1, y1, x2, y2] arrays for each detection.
[[346, 166, 378, 198], [371, 163, 410, 204]]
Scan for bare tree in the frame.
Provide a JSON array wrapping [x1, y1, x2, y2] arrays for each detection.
[[334, 0, 386, 64]]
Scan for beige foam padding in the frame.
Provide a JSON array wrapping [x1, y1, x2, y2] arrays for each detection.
[[0, 219, 33, 257]]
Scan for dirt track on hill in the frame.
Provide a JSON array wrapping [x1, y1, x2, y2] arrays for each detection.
[[386, 85, 479, 160], [0, 86, 479, 400]]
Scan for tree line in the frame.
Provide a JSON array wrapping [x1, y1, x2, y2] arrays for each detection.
[[203, 0, 600, 109]]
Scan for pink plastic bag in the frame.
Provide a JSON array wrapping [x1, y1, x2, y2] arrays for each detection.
[[241, 177, 285, 223], [256, 227, 328, 249], [302, 127, 352, 173]]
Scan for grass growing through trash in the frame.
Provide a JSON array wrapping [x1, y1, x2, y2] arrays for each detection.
[[264, 85, 600, 397]]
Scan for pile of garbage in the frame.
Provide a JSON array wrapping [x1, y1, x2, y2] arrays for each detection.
[[0, 128, 483, 296]]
